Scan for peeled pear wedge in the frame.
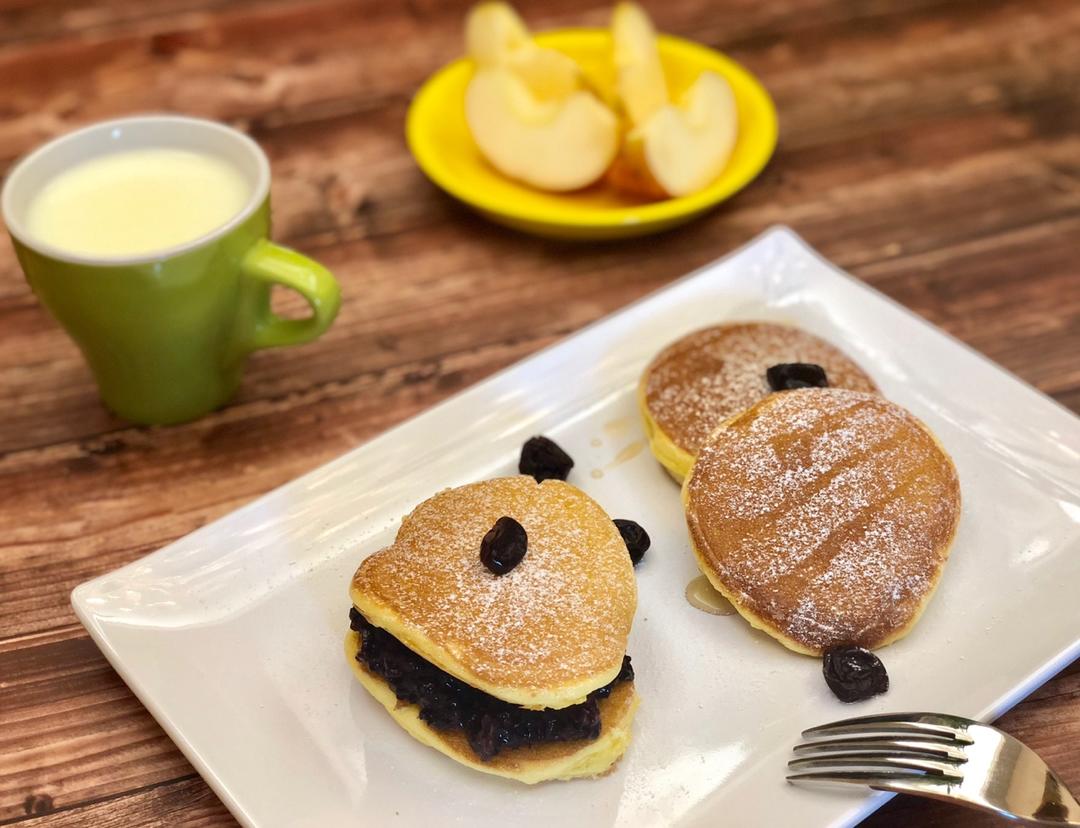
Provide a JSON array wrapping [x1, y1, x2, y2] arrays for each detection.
[[612, 1, 668, 126], [466, 67, 619, 191], [463, 2, 617, 190], [621, 70, 739, 197], [466, 2, 579, 100], [609, 2, 740, 199]]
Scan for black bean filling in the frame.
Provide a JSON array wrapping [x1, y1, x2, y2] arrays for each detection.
[[349, 608, 633, 761]]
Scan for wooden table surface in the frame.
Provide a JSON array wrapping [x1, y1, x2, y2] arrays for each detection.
[[2, 0, 1078, 825]]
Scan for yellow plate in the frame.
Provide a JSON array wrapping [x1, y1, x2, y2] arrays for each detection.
[[406, 28, 778, 240]]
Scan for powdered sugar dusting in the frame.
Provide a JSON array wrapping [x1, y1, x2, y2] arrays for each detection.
[[686, 388, 961, 652], [645, 322, 878, 454], [352, 476, 636, 693]]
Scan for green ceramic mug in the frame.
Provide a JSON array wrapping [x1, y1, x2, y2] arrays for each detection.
[[1, 115, 341, 425]]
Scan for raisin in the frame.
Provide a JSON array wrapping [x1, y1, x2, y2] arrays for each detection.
[[348, 606, 365, 631], [822, 645, 889, 702], [519, 436, 574, 482], [479, 516, 527, 575], [766, 363, 829, 391], [567, 700, 602, 740], [467, 712, 507, 761], [591, 655, 635, 700], [614, 518, 650, 566]]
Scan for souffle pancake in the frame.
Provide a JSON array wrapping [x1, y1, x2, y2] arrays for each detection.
[[346, 475, 639, 783], [683, 388, 961, 656], [640, 322, 877, 480]]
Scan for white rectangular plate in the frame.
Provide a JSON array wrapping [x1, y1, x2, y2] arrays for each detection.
[[74, 227, 1080, 828]]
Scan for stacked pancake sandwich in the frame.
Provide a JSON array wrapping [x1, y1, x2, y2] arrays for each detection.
[[683, 387, 961, 654], [639, 322, 878, 481], [346, 475, 638, 782]]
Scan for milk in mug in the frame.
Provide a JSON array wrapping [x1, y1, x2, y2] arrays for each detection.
[[25, 147, 250, 258]]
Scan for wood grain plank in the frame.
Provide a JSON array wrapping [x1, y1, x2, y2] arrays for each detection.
[[8, 775, 230, 827], [0, 0, 283, 47], [1, 0, 1077, 166], [0, 0, 969, 59], [0, 629, 196, 823]]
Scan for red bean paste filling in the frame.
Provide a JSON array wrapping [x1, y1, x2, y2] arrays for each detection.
[[350, 608, 633, 761]]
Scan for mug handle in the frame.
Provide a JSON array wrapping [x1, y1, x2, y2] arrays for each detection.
[[241, 239, 341, 349]]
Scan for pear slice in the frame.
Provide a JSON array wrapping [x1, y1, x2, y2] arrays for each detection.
[[612, 2, 668, 126], [609, 3, 740, 199], [466, 2, 579, 100], [465, 67, 618, 191], [628, 70, 738, 197], [465, 1, 531, 62]]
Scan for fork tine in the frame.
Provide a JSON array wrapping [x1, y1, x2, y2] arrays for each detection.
[[788, 754, 964, 778], [803, 712, 970, 739], [793, 737, 968, 762], [786, 769, 956, 795], [801, 719, 971, 744]]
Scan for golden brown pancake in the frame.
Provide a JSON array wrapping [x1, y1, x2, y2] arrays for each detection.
[[683, 388, 961, 655], [347, 476, 639, 782], [639, 322, 878, 480], [351, 476, 636, 707]]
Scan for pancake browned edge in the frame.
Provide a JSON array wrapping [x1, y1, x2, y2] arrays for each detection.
[[683, 388, 961, 656], [346, 476, 639, 783], [639, 322, 878, 482]]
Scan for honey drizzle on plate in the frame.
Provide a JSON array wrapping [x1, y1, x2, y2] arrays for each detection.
[[607, 439, 645, 469], [685, 575, 737, 616], [603, 416, 632, 438]]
